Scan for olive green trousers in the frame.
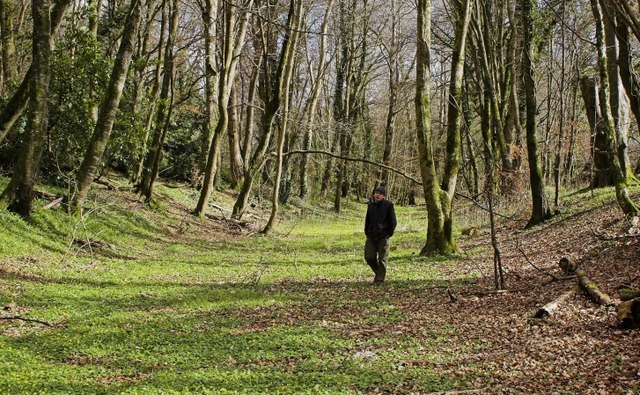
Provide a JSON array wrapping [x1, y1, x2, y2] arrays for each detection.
[[364, 237, 389, 282]]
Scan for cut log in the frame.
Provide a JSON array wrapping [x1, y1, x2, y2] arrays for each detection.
[[42, 196, 64, 210], [535, 286, 576, 318], [617, 298, 640, 329], [620, 288, 640, 302], [576, 269, 614, 306]]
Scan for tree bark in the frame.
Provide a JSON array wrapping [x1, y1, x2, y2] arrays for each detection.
[[1, 0, 51, 216], [589, 0, 638, 216], [195, 0, 253, 218], [535, 287, 576, 319], [232, 0, 298, 220], [576, 268, 614, 306], [139, 0, 179, 202], [0, 0, 17, 87], [0, 0, 72, 145], [522, 0, 550, 228], [299, 0, 334, 200], [262, 0, 303, 234], [197, 0, 219, 182], [71, 0, 143, 213], [415, 0, 456, 256]]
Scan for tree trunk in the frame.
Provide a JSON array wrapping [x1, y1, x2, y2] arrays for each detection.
[[197, 0, 219, 182], [576, 268, 614, 306], [589, 0, 638, 216], [262, 0, 303, 234], [139, 0, 179, 202], [232, 0, 298, 220], [228, 87, 243, 188], [0, 0, 72, 145], [71, 0, 143, 213], [195, 0, 253, 218], [1, 0, 51, 217], [600, 0, 633, 180], [580, 77, 614, 187], [522, 0, 550, 228], [0, 0, 17, 87], [299, 0, 334, 200], [415, 0, 456, 256]]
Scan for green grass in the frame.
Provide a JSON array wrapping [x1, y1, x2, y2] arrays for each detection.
[[0, 178, 526, 394]]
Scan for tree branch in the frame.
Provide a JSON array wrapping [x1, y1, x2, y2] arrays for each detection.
[[284, 149, 422, 185], [0, 316, 53, 326]]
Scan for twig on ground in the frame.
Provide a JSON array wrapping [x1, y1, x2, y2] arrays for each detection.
[[515, 238, 560, 280], [0, 316, 53, 326]]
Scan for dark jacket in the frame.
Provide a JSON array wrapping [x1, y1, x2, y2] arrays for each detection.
[[365, 199, 397, 241]]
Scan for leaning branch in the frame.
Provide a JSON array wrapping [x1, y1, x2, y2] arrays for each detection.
[[284, 150, 423, 185]]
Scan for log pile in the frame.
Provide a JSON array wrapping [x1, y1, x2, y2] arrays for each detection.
[[533, 258, 635, 327]]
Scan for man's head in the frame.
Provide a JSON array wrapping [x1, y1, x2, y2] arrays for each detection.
[[373, 186, 386, 202]]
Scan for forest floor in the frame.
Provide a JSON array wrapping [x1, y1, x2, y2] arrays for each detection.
[[0, 178, 639, 394]]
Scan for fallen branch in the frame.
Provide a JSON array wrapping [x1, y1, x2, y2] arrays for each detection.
[[576, 269, 614, 306], [534, 286, 576, 318], [515, 239, 560, 280], [284, 150, 422, 185], [0, 316, 53, 326], [42, 196, 64, 210]]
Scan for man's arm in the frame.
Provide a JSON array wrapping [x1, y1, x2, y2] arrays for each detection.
[[388, 203, 397, 237]]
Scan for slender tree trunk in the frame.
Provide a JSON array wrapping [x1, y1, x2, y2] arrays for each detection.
[[133, 0, 166, 185], [553, 1, 566, 208], [195, 0, 253, 218], [0, 0, 51, 216], [71, 0, 142, 212], [522, 0, 550, 228], [0, 0, 17, 87], [241, 56, 260, 172], [299, 0, 333, 200], [263, 0, 303, 234], [139, 0, 179, 202], [198, 0, 219, 182], [228, 87, 243, 188]]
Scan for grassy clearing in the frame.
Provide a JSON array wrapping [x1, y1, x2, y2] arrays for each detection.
[[0, 179, 486, 394]]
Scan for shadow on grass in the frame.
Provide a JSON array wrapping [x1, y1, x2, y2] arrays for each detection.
[[2, 276, 471, 394]]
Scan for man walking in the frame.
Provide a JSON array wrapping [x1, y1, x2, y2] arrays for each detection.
[[364, 186, 397, 284]]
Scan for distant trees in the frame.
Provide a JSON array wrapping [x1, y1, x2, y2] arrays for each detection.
[[0, 0, 637, 242]]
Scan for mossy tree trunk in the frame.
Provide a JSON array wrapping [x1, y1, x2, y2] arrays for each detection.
[[415, 0, 453, 256], [71, 0, 142, 213], [0, 0, 51, 217], [0, 0, 72, 145], [589, 0, 638, 216], [522, 0, 551, 228]]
